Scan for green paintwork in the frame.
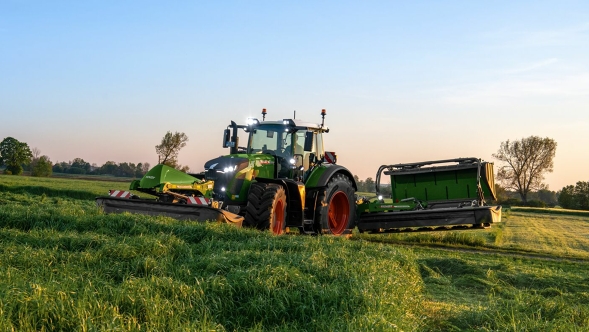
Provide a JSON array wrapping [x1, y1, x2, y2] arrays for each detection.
[[356, 200, 420, 217], [303, 164, 330, 188], [389, 163, 495, 202], [137, 164, 202, 190], [358, 161, 497, 216], [223, 154, 276, 203]]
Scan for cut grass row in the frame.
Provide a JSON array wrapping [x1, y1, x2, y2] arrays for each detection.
[[358, 207, 589, 260]]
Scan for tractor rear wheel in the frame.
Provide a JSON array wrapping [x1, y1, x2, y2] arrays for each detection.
[[316, 174, 355, 236], [244, 183, 287, 235]]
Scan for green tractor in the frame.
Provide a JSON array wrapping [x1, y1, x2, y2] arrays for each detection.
[[211, 109, 357, 235], [97, 109, 357, 235]]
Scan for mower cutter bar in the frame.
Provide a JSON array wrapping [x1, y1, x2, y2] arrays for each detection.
[[356, 205, 501, 232], [96, 196, 243, 226]]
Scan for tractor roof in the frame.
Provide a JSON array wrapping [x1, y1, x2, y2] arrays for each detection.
[[256, 119, 328, 132]]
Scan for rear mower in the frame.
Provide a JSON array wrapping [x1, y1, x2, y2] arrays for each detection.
[[355, 158, 501, 233]]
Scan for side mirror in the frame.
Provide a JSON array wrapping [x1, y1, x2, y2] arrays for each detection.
[[223, 129, 233, 148], [304, 131, 313, 152]]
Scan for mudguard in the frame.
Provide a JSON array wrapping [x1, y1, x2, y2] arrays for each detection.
[[305, 164, 357, 191]]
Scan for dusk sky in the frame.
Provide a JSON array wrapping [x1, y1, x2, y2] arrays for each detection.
[[1, 1, 588, 190]]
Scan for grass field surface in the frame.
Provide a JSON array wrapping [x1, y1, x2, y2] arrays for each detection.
[[1, 175, 589, 330]]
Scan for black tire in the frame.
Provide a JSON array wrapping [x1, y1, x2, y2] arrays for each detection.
[[243, 182, 266, 227], [244, 183, 287, 235], [315, 173, 355, 236]]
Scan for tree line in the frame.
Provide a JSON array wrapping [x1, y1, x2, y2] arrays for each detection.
[[2, 134, 588, 211], [0, 137, 151, 178], [0, 132, 189, 178], [51, 159, 151, 178]]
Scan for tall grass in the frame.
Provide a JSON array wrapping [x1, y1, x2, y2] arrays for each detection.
[[0, 190, 426, 331], [2, 175, 589, 330]]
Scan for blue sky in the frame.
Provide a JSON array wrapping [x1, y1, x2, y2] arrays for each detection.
[[1, 1, 588, 190]]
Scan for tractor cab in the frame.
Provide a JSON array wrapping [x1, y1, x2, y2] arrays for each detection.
[[246, 119, 327, 180], [222, 109, 330, 182]]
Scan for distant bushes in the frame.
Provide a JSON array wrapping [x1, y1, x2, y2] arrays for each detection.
[[497, 198, 547, 208], [558, 181, 589, 210]]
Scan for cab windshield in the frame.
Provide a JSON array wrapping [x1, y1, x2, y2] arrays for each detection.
[[248, 125, 289, 154]]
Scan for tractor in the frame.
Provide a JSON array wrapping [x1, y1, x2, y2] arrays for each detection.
[[97, 109, 357, 235]]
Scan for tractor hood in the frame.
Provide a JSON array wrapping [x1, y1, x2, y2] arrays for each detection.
[[204, 155, 250, 174], [203, 154, 276, 205]]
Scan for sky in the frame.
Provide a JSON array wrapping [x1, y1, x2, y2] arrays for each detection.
[[1, 1, 588, 190]]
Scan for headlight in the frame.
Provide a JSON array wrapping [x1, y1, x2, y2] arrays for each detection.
[[378, 195, 383, 201], [289, 158, 295, 164]]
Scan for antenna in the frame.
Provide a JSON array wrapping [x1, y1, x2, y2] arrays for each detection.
[[262, 108, 267, 121], [293, 110, 296, 119]]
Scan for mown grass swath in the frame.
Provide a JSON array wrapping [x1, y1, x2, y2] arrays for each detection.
[[1, 175, 589, 330]]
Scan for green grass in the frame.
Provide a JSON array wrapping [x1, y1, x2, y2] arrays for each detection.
[[0, 179, 425, 331], [414, 247, 589, 331], [358, 207, 589, 260], [511, 206, 589, 217], [0, 174, 152, 200], [2, 175, 589, 331]]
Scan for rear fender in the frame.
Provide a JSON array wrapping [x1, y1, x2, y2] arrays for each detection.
[[304, 164, 357, 218], [305, 164, 357, 190]]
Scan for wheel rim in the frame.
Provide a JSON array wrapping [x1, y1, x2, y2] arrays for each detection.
[[272, 199, 285, 235], [328, 191, 350, 235]]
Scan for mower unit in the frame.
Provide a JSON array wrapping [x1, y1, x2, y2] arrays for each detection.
[[356, 158, 501, 233]]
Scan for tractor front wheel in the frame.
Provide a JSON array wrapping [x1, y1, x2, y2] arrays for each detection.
[[244, 183, 287, 235], [316, 174, 355, 236]]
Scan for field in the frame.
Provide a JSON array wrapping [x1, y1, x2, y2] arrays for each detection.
[[1, 175, 589, 331]]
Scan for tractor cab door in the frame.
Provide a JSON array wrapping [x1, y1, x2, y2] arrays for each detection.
[[283, 130, 320, 180], [299, 130, 325, 182]]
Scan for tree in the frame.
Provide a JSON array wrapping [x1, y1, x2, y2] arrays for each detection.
[[53, 161, 69, 173], [353, 175, 366, 192], [493, 136, 557, 203], [0, 137, 33, 175], [574, 181, 589, 210], [117, 162, 135, 177], [365, 177, 375, 193], [557, 185, 575, 209], [558, 182, 589, 210], [99, 161, 118, 175], [155, 131, 188, 169], [32, 155, 53, 177], [141, 162, 151, 174], [71, 158, 91, 174], [536, 189, 558, 207]]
